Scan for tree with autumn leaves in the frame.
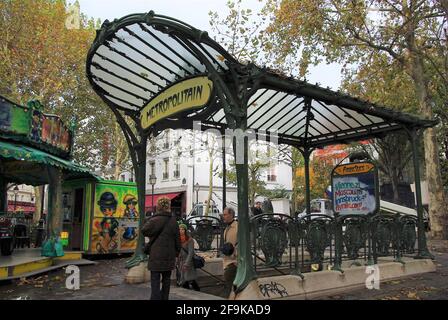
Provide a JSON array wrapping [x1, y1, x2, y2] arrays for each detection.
[[211, 0, 448, 239], [264, 0, 448, 239], [0, 0, 132, 178]]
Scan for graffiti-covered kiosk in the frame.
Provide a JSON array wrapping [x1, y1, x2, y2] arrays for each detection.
[[0, 97, 93, 258], [0, 97, 140, 262], [86, 12, 437, 296]]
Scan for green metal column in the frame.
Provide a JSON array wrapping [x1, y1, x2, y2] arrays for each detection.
[[126, 131, 148, 268], [232, 133, 257, 293], [303, 148, 311, 215], [222, 133, 227, 213], [408, 128, 433, 259]]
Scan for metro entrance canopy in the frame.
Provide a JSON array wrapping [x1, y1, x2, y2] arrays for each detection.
[[86, 11, 436, 293]]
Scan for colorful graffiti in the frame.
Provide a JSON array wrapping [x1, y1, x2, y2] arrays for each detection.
[[91, 183, 139, 253], [41, 115, 71, 151], [332, 162, 378, 215]]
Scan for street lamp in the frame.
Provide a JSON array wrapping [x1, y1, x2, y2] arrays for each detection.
[[194, 182, 200, 205], [149, 174, 157, 215], [13, 185, 19, 212]]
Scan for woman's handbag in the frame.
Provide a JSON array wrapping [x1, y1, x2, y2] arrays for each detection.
[[192, 254, 205, 269], [182, 247, 205, 269]]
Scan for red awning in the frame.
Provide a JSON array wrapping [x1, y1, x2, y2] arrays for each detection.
[[145, 193, 182, 209], [7, 201, 35, 213]]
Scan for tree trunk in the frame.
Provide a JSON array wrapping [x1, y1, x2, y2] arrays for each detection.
[[33, 185, 43, 224], [408, 50, 448, 239], [404, 9, 448, 239], [423, 128, 447, 238], [390, 169, 400, 205], [48, 168, 63, 237]]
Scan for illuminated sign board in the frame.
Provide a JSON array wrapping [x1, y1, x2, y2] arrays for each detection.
[[140, 76, 213, 129]]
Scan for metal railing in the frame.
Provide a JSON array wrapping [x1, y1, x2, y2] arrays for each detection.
[[181, 212, 419, 277], [250, 212, 420, 276], [185, 215, 225, 255]]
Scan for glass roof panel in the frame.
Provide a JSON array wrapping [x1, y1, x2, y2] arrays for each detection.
[[311, 100, 352, 131], [341, 107, 378, 126], [92, 79, 144, 109], [92, 48, 160, 95], [248, 92, 293, 128], [91, 65, 152, 100], [256, 96, 304, 131], [86, 12, 435, 147]]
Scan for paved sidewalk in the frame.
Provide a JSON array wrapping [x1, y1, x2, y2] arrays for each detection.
[[316, 242, 448, 300], [1, 242, 447, 300], [0, 257, 223, 300]]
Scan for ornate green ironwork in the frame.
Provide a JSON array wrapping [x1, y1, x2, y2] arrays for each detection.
[[343, 218, 366, 260], [259, 219, 288, 267], [372, 217, 394, 256], [303, 218, 331, 265], [399, 216, 417, 254], [192, 219, 215, 251]]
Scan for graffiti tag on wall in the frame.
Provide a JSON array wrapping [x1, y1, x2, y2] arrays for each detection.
[[258, 281, 288, 298]]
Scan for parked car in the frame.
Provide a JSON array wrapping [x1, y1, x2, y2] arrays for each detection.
[[186, 202, 223, 229], [296, 199, 334, 219]]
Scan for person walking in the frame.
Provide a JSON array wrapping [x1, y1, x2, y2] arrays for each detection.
[[141, 197, 180, 300], [221, 207, 238, 298], [176, 223, 200, 291]]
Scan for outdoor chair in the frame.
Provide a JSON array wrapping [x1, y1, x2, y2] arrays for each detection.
[[13, 223, 31, 248]]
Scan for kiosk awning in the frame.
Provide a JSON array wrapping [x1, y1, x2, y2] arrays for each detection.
[[0, 140, 94, 185]]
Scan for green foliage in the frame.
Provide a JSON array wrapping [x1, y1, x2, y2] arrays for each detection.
[[209, 0, 268, 64], [220, 146, 272, 206], [262, 186, 289, 199]]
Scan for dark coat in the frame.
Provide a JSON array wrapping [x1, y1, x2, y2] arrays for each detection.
[[176, 237, 197, 283], [141, 212, 181, 272]]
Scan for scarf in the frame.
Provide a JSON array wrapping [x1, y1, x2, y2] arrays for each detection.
[[180, 233, 188, 245]]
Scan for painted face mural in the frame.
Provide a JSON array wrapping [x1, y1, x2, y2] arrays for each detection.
[[122, 194, 138, 241], [91, 185, 139, 253]]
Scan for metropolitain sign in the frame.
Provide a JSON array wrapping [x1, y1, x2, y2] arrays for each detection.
[[140, 76, 213, 130]]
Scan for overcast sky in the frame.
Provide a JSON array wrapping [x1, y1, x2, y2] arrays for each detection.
[[71, 0, 342, 89]]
